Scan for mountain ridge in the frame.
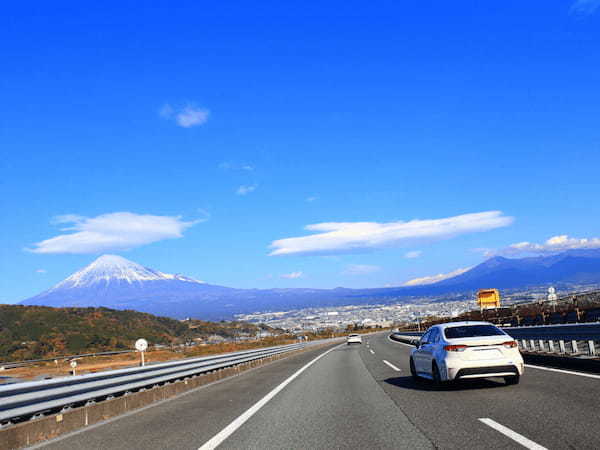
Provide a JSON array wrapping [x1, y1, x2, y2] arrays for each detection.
[[21, 250, 600, 319]]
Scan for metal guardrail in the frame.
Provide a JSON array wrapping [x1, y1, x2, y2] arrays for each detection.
[[391, 323, 600, 358], [0, 341, 331, 425], [390, 334, 421, 345]]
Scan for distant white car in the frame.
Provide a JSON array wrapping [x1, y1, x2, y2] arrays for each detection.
[[347, 334, 362, 344], [409, 321, 524, 386]]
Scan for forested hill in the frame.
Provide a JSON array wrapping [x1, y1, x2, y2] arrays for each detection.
[[0, 304, 271, 361]]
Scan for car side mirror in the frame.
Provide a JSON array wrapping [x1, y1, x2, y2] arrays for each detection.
[[414, 341, 420, 348]]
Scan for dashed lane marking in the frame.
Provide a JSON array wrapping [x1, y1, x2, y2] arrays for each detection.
[[479, 418, 547, 450], [382, 360, 401, 372]]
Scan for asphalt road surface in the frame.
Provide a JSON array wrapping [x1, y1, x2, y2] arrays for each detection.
[[34, 333, 600, 449]]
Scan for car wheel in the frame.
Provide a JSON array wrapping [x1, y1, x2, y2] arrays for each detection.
[[409, 357, 419, 381], [432, 362, 444, 388], [504, 374, 520, 385]]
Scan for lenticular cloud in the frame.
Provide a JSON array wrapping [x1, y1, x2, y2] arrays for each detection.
[[269, 211, 514, 256], [28, 212, 198, 254]]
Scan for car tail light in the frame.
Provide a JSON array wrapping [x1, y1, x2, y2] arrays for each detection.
[[502, 341, 518, 348], [444, 344, 467, 352]]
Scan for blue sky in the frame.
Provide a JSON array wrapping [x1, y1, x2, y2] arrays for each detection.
[[2, 0, 600, 302]]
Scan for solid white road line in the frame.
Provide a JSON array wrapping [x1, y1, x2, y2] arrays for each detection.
[[369, 349, 375, 355], [382, 360, 401, 372], [479, 418, 547, 450], [525, 364, 600, 380], [198, 344, 342, 450]]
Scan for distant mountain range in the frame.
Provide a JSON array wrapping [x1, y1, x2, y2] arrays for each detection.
[[21, 250, 600, 319]]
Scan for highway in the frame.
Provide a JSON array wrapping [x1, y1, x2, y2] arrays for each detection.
[[33, 332, 600, 449]]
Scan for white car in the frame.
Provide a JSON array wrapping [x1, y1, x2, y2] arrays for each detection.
[[347, 334, 362, 344], [409, 321, 524, 386]]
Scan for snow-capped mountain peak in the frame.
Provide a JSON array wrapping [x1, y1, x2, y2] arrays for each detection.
[[51, 254, 204, 290]]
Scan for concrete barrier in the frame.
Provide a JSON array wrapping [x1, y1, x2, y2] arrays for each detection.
[[0, 343, 334, 450]]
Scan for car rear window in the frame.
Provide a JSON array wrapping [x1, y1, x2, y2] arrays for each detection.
[[444, 325, 505, 339]]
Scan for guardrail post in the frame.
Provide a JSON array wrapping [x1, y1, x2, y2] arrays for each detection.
[[571, 340, 578, 354], [588, 340, 596, 356], [530, 339, 536, 351], [538, 340, 545, 351], [559, 340, 566, 353], [548, 340, 555, 353], [520, 339, 527, 350]]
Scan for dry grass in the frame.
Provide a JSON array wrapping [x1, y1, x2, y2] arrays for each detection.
[[2, 337, 297, 381]]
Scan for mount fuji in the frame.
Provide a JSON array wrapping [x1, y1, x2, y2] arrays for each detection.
[[48, 254, 204, 288], [23, 255, 239, 319], [22, 255, 371, 319]]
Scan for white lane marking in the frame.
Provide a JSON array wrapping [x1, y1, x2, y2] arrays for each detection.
[[387, 334, 417, 348], [198, 344, 342, 450], [525, 364, 600, 380], [479, 418, 547, 450], [369, 349, 375, 355], [382, 360, 401, 372]]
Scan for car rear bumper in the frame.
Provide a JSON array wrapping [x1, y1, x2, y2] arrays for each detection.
[[445, 360, 524, 380], [454, 365, 519, 379]]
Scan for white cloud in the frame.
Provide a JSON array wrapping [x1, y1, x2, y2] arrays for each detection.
[[36, 269, 47, 274], [160, 103, 209, 128], [500, 235, 600, 256], [28, 212, 198, 254], [236, 184, 257, 196], [219, 162, 254, 171], [269, 211, 513, 256], [306, 196, 319, 203], [403, 267, 472, 286], [571, 0, 600, 15], [281, 271, 303, 279], [404, 250, 422, 259], [176, 107, 209, 127], [343, 264, 381, 275]]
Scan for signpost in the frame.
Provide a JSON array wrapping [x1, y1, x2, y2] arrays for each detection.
[[548, 286, 558, 311], [135, 338, 148, 367], [477, 289, 501, 310], [70, 360, 77, 376]]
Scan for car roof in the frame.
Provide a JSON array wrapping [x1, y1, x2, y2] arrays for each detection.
[[432, 321, 494, 330]]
